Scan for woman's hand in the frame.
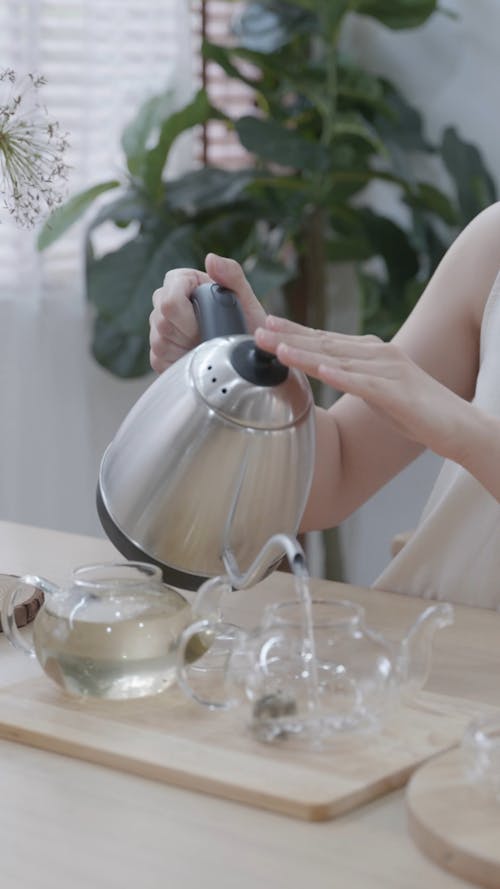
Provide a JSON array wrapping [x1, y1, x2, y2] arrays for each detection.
[[255, 315, 473, 462], [149, 254, 267, 373]]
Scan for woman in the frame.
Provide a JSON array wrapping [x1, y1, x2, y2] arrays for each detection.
[[149, 203, 500, 608]]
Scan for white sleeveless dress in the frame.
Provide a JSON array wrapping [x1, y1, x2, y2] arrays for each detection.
[[373, 272, 500, 609]]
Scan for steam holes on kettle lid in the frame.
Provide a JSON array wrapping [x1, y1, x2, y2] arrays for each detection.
[[206, 364, 227, 394]]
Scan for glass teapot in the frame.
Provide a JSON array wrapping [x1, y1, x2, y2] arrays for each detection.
[[462, 715, 500, 802], [177, 544, 454, 743], [1, 561, 197, 700]]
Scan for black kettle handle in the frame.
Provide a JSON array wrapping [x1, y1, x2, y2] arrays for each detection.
[[190, 282, 248, 342]]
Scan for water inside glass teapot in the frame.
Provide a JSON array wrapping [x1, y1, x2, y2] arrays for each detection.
[[1, 562, 197, 700]]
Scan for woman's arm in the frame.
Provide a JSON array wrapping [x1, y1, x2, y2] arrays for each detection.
[[149, 203, 500, 530], [255, 202, 500, 529]]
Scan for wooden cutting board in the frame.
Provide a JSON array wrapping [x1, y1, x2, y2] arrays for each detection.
[[406, 747, 500, 888], [0, 676, 496, 822]]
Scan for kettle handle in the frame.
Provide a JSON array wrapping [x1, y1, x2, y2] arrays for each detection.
[[190, 282, 247, 341]]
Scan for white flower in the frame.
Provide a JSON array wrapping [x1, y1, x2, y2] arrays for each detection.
[[0, 69, 70, 228]]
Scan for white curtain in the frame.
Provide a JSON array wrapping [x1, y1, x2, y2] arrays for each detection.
[[0, 0, 194, 537]]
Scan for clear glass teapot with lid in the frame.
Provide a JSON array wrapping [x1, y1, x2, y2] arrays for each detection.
[[1, 561, 198, 700], [177, 536, 454, 744]]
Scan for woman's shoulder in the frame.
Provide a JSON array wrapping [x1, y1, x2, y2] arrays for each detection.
[[462, 202, 500, 260], [446, 202, 500, 329], [455, 201, 500, 260]]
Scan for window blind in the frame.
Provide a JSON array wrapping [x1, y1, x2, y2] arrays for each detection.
[[0, 0, 193, 297], [191, 0, 255, 169]]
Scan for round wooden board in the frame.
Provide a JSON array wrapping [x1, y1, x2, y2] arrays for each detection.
[[406, 747, 500, 888]]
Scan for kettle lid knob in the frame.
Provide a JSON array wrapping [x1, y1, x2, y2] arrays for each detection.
[[230, 339, 289, 387]]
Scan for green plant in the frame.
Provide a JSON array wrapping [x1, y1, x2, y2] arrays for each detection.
[[38, 1, 496, 379], [36, 0, 498, 580]]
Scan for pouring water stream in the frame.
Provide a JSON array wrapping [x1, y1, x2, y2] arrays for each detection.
[[220, 449, 319, 711], [222, 532, 320, 714]]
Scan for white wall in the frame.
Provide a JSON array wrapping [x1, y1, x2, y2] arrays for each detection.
[[346, 0, 500, 183], [338, 0, 500, 586]]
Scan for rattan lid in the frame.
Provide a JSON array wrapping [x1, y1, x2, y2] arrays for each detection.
[[0, 574, 44, 631]]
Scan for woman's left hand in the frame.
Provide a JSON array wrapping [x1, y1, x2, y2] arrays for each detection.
[[255, 316, 472, 462]]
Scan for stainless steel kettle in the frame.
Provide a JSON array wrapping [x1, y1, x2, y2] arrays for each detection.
[[97, 282, 315, 590]]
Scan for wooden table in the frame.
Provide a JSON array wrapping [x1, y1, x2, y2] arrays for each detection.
[[0, 519, 498, 889]]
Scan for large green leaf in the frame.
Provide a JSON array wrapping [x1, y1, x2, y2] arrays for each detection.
[[403, 182, 459, 226], [121, 89, 176, 176], [374, 83, 433, 153], [353, 0, 438, 29], [202, 40, 262, 91], [244, 255, 294, 298], [269, 0, 325, 10], [203, 39, 332, 116], [357, 209, 419, 287], [87, 227, 203, 376], [337, 61, 386, 114], [333, 112, 387, 155], [89, 227, 202, 332], [88, 190, 151, 232], [409, 213, 451, 277], [231, 2, 316, 52], [321, 0, 352, 38], [193, 211, 263, 261], [165, 168, 258, 215], [270, 0, 348, 19], [143, 90, 223, 200], [88, 235, 154, 318], [37, 180, 120, 250], [441, 126, 497, 225], [260, 0, 436, 35], [92, 318, 153, 379], [235, 115, 331, 171], [370, 85, 436, 186], [327, 167, 406, 203], [203, 38, 326, 119], [327, 235, 373, 263], [358, 271, 424, 339]]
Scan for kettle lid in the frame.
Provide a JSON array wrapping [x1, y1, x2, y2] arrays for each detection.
[[191, 335, 313, 430]]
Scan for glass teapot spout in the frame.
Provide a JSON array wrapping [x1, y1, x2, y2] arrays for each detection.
[[21, 574, 61, 598], [399, 602, 454, 695]]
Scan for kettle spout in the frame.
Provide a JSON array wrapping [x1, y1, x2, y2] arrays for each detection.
[[223, 533, 307, 590], [400, 602, 454, 695]]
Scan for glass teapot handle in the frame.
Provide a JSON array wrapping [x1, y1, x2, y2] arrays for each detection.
[[462, 714, 500, 798], [1, 573, 57, 657], [176, 617, 244, 711], [191, 574, 230, 621]]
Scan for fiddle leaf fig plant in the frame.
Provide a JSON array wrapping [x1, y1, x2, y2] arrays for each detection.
[[38, 0, 496, 379]]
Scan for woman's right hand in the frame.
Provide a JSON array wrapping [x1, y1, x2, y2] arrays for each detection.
[[149, 253, 267, 374]]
